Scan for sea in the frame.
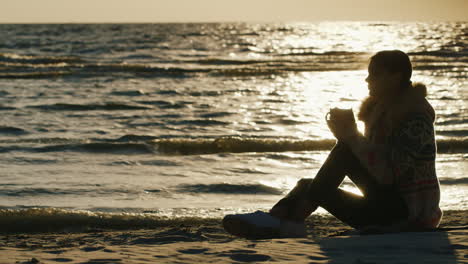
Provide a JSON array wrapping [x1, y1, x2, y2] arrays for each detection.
[[0, 22, 466, 232]]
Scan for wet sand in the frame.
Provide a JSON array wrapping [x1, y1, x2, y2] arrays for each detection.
[[1, 211, 467, 264]]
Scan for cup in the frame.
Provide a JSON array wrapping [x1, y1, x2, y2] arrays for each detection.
[[326, 108, 354, 124]]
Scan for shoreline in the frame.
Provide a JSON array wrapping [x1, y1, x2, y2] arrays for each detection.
[[1, 210, 467, 264]]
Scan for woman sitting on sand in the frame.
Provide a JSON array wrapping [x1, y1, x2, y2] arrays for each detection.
[[223, 50, 442, 238]]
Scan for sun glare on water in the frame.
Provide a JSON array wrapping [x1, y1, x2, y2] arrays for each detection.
[[244, 23, 413, 139]]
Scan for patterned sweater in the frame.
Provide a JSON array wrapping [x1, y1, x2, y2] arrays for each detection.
[[347, 84, 442, 229]]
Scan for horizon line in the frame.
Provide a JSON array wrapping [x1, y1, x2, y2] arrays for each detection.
[[0, 19, 466, 24]]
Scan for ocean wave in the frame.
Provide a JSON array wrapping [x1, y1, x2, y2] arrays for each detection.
[[156, 90, 182, 96], [277, 118, 310, 125], [437, 130, 468, 137], [436, 119, 468, 126], [189, 58, 269, 65], [175, 183, 282, 195], [0, 136, 465, 155], [0, 142, 154, 154], [413, 64, 468, 72], [137, 100, 190, 109], [0, 52, 366, 79], [80, 63, 213, 75], [409, 50, 468, 58], [437, 138, 468, 153], [149, 137, 468, 155], [0, 105, 15, 111], [439, 178, 468, 185], [116, 134, 160, 142], [2, 51, 462, 79], [209, 64, 364, 76], [188, 90, 223, 97], [277, 51, 368, 57], [1, 63, 462, 79], [150, 137, 336, 155], [0, 182, 282, 198], [169, 119, 231, 126], [0, 208, 217, 233], [0, 137, 84, 145], [227, 167, 270, 174], [0, 62, 362, 79], [35, 142, 155, 154], [150, 137, 467, 155], [0, 71, 72, 79], [0, 52, 82, 64], [198, 112, 235, 118], [0, 187, 140, 197], [264, 153, 315, 162], [110, 90, 147, 97], [0, 126, 28, 135], [0, 138, 326, 155], [0, 62, 210, 79], [28, 102, 152, 111]]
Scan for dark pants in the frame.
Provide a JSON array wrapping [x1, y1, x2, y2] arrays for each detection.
[[271, 143, 408, 229]]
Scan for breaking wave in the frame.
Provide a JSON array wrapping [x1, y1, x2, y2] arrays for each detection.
[[0, 208, 219, 233], [175, 183, 282, 195], [0, 136, 466, 155]]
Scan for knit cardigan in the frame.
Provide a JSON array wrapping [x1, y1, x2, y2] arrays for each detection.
[[347, 83, 442, 229]]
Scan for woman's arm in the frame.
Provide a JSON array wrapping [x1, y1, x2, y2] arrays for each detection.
[[388, 113, 437, 189], [343, 112, 436, 186]]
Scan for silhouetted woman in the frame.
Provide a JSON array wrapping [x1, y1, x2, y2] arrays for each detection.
[[223, 50, 442, 238]]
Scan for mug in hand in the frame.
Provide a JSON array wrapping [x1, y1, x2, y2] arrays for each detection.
[[326, 108, 355, 125]]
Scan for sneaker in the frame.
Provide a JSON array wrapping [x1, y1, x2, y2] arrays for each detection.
[[222, 211, 306, 239]]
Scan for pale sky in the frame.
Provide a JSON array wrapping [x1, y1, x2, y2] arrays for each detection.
[[1, 0, 467, 23]]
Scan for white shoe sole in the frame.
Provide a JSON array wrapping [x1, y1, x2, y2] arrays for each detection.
[[222, 214, 307, 239], [222, 215, 280, 239]]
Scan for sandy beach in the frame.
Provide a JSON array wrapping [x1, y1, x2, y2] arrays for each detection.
[[0, 210, 466, 264], [0, 21, 467, 264]]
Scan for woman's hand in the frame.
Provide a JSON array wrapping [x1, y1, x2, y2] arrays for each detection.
[[326, 108, 359, 142]]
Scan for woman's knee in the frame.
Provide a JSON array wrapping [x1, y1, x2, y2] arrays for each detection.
[[330, 142, 355, 160], [289, 178, 313, 196], [297, 178, 313, 186], [327, 142, 365, 175]]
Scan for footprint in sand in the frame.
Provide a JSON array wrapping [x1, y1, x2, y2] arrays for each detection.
[[84, 258, 123, 263], [177, 248, 210, 254], [308, 255, 329, 261], [80, 246, 106, 252], [228, 253, 271, 262], [220, 249, 271, 262], [44, 250, 67, 254], [47, 258, 73, 262]]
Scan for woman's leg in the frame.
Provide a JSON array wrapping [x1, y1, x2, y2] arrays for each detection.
[[309, 143, 407, 228], [318, 186, 407, 229], [270, 142, 407, 227], [270, 142, 357, 221], [269, 178, 316, 221], [308, 142, 378, 198]]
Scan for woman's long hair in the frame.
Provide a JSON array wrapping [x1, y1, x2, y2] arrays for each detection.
[[358, 50, 427, 125]]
